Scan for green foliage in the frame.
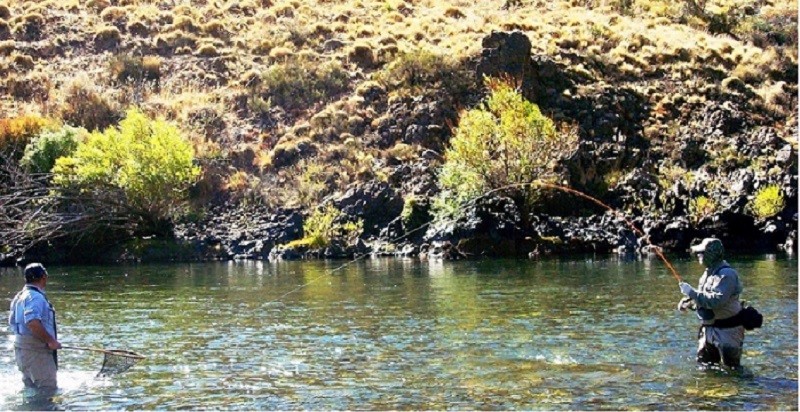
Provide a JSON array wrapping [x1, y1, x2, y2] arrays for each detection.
[[748, 185, 785, 220], [401, 195, 430, 231], [258, 57, 349, 112], [21, 125, 86, 174], [297, 205, 363, 249], [733, 10, 797, 48], [434, 79, 578, 219], [688, 195, 717, 224], [52, 108, 200, 231], [297, 160, 329, 208]]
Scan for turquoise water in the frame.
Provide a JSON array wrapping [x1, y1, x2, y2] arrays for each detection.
[[0, 256, 796, 410]]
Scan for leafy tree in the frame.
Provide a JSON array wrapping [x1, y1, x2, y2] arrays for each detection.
[[52, 108, 200, 235], [435, 79, 579, 219], [688, 195, 717, 224]]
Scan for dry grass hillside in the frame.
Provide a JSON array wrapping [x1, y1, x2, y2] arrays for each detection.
[[1, 0, 797, 210]]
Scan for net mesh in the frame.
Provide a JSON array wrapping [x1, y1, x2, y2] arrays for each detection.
[[97, 349, 146, 377]]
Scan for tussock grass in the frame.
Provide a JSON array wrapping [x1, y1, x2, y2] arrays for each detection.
[[0, 0, 794, 208]]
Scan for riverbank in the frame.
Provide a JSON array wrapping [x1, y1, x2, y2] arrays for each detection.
[[0, 1, 796, 266]]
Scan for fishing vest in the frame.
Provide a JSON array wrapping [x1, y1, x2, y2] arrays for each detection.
[[696, 262, 743, 324]]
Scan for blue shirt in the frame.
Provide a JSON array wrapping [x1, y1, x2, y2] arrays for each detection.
[[8, 285, 57, 339]]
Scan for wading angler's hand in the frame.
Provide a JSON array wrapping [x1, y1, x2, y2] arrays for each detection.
[[678, 282, 695, 296], [677, 296, 695, 311]]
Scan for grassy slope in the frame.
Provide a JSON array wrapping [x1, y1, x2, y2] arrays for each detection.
[[1, 0, 797, 210]]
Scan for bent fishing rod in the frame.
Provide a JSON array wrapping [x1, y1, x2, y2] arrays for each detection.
[[488, 180, 684, 283]]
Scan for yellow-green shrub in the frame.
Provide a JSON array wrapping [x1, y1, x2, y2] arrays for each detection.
[[52, 109, 200, 233], [748, 184, 785, 219], [293, 204, 363, 248], [688, 195, 717, 224], [258, 57, 349, 111], [434, 79, 578, 218], [378, 49, 471, 95]]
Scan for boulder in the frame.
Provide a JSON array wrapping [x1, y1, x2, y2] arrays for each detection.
[[333, 181, 404, 236]]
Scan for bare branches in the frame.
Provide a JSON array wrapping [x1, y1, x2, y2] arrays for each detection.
[[0, 154, 133, 258]]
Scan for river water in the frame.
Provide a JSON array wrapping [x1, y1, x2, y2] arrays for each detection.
[[0, 256, 796, 410]]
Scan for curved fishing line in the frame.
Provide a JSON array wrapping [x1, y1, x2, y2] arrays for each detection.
[[479, 181, 683, 282], [266, 179, 682, 304]]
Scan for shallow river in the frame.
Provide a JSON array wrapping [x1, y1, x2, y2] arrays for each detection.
[[0, 255, 796, 410]]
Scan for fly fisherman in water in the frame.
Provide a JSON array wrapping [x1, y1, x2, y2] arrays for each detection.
[[8, 263, 62, 397], [677, 238, 745, 369]]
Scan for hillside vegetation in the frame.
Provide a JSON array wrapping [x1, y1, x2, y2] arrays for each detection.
[[0, 0, 797, 262]]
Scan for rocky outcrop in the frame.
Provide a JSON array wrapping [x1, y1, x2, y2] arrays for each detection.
[[332, 181, 404, 236]]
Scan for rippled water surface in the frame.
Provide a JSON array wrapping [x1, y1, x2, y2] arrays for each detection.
[[0, 256, 796, 410]]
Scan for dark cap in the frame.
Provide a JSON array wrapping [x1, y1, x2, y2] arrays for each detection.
[[24, 263, 48, 283]]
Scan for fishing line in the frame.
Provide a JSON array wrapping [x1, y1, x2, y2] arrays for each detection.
[[534, 181, 683, 283], [266, 179, 682, 305]]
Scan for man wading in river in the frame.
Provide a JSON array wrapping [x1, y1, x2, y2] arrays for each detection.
[[8, 263, 62, 396], [677, 238, 745, 369]]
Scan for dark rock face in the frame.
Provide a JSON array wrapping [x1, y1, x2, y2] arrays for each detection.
[[172, 204, 304, 261], [424, 196, 532, 257], [476, 30, 571, 106], [477, 31, 531, 80], [332, 181, 404, 236], [372, 95, 459, 151]]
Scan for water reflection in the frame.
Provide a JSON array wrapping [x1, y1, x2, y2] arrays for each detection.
[[0, 256, 796, 410]]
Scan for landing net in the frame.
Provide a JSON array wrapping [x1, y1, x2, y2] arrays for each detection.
[[97, 349, 146, 377]]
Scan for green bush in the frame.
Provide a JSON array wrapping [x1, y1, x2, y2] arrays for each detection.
[[401, 195, 430, 231], [52, 108, 200, 234], [21, 125, 85, 174], [259, 57, 349, 111], [434, 79, 578, 219], [748, 185, 785, 220], [292, 205, 363, 249], [688, 195, 717, 224]]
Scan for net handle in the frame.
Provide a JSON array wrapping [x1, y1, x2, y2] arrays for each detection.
[[62, 345, 146, 359]]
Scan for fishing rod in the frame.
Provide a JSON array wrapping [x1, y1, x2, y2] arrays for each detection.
[[537, 182, 683, 282], [62, 345, 146, 359], [487, 180, 683, 283]]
